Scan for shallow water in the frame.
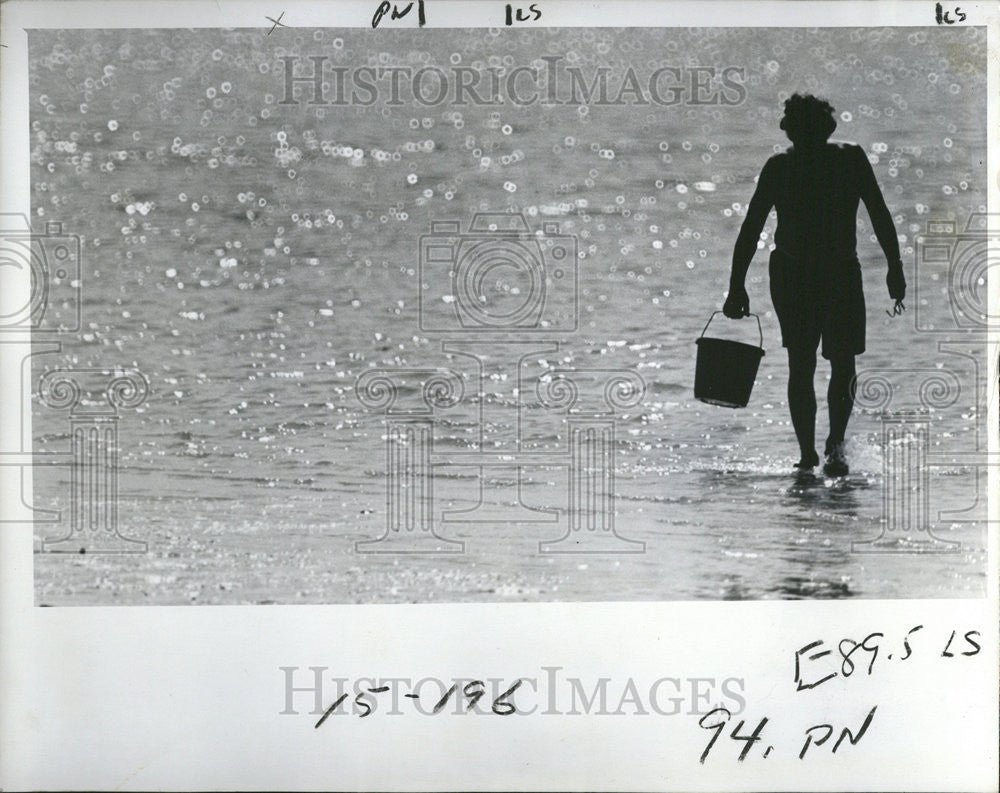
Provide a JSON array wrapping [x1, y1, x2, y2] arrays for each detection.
[[28, 27, 989, 604]]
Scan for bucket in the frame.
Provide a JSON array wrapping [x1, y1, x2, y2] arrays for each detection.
[[694, 311, 765, 408]]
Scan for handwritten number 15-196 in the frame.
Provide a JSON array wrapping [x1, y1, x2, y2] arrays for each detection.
[[314, 679, 523, 726]]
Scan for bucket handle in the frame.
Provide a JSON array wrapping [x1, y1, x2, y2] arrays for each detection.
[[700, 311, 763, 349]]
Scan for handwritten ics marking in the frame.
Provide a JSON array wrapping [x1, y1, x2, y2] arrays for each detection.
[[794, 626, 981, 691], [505, 3, 541, 24], [698, 706, 877, 762], [935, 2, 966, 23], [314, 679, 523, 725], [265, 12, 287, 34], [372, 0, 426, 28]]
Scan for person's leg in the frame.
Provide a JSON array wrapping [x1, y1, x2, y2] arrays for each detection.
[[787, 344, 819, 468], [826, 354, 857, 453]]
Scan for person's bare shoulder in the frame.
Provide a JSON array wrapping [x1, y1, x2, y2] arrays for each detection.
[[761, 149, 789, 177], [827, 141, 870, 173], [828, 140, 866, 158]]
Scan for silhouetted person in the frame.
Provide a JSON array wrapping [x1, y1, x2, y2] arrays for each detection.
[[724, 93, 906, 476]]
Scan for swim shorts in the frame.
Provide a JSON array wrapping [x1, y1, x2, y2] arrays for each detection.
[[768, 249, 866, 359]]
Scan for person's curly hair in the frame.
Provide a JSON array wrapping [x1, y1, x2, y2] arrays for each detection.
[[779, 93, 837, 145]]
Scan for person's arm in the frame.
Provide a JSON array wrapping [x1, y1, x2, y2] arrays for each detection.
[[724, 159, 775, 318], [856, 145, 906, 301]]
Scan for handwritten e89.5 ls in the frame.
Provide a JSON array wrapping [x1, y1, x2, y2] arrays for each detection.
[[793, 625, 982, 692]]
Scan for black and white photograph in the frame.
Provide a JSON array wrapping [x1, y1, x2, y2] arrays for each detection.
[[0, 2, 997, 791], [21, 22, 990, 604]]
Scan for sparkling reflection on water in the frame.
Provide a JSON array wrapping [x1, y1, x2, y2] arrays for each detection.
[[29, 27, 988, 604]]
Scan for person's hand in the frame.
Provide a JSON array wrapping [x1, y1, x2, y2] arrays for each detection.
[[887, 261, 906, 302], [723, 284, 750, 319]]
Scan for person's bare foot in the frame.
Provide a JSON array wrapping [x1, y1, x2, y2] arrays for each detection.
[[823, 444, 849, 477], [795, 450, 820, 470]]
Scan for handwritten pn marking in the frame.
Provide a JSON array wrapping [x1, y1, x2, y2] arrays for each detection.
[[799, 706, 877, 759], [372, 0, 425, 28], [266, 11, 287, 35]]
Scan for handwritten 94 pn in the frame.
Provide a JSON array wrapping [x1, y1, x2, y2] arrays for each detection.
[[698, 704, 878, 763], [697, 625, 981, 763]]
